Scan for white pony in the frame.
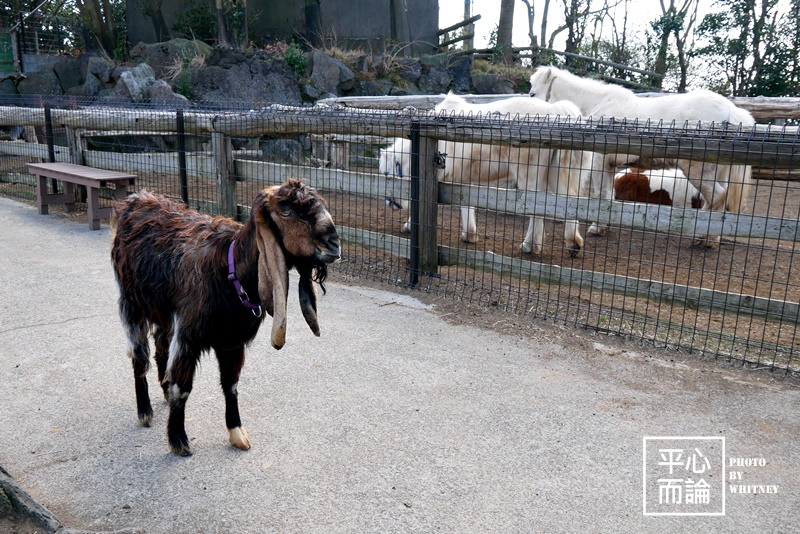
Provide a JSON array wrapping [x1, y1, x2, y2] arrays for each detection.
[[529, 65, 754, 246], [435, 92, 586, 256], [380, 136, 485, 243]]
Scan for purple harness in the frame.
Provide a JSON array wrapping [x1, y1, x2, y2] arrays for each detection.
[[228, 240, 262, 317]]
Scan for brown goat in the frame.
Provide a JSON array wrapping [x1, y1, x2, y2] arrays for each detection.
[[111, 180, 340, 456]]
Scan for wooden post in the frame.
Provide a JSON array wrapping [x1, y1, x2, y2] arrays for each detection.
[[329, 140, 350, 169], [64, 126, 86, 203], [211, 132, 236, 218], [409, 122, 438, 285]]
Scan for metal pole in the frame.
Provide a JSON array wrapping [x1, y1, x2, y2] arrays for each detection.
[[409, 122, 420, 287], [177, 110, 188, 204]]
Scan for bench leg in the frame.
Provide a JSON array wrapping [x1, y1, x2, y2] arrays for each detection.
[[87, 186, 101, 230], [36, 175, 49, 215], [63, 182, 76, 213]]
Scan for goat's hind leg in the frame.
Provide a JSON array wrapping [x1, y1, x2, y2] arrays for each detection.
[[164, 318, 199, 456], [122, 314, 153, 427], [216, 347, 250, 451]]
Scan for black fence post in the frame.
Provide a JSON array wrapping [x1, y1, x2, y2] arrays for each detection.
[[176, 109, 188, 205], [410, 124, 420, 287]]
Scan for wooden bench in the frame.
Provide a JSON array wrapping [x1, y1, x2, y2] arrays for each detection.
[[27, 162, 136, 230]]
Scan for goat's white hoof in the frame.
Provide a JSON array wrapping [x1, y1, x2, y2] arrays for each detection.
[[229, 426, 251, 450], [461, 232, 479, 244]]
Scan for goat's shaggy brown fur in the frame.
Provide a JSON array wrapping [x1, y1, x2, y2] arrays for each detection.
[[111, 179, 340, 456]]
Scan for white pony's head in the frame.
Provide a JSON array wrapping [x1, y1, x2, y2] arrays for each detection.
[[528, 66, 562, 102], [379, 137, 411, 178], [435, 92, 471, 115]]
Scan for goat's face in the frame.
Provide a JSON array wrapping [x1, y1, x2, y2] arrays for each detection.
[[263, 180, 340, 264]]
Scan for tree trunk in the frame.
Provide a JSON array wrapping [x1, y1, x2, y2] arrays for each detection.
[[496, 0, 515, 64], [216, 0, 230, 46]]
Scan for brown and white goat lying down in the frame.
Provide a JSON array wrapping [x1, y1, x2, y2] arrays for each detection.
[[111, 180, 340, 456]]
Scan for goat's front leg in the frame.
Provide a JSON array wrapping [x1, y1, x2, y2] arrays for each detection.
[[216, 347, 250, 450]]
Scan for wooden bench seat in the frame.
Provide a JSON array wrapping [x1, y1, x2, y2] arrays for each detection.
[[27, 162, 136, 230]]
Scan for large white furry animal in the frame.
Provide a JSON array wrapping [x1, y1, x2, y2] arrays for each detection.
[[434, 92, 586, 255], [529, 65, 754, 246]]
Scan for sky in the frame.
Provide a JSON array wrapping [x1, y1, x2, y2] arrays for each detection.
[[438, 0, 690, 51]]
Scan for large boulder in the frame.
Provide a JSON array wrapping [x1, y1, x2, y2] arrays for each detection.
[[83, 55, 113, 84], [305, 51, 355, 96], [189, 48, 301, 107], [447, 55, 472, 93], [114, 63, 156, 102], [130, 38, 213, 80], [17, 70, 63, 95], [418, 64, 451, 93], [53, 56, 83, 92], [148, 79, 190, 108], [471, 73, 515, 94]]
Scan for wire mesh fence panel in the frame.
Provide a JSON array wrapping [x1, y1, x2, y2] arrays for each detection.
[[0, 96, 797, 376]]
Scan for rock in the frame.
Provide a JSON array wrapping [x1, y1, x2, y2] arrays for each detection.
[[0, 78, 18, 96], [395, 58, 422, 85], [447, 55, 472, 92], [148, 79, 190, 108], [17, 70, 63, 95], [84, 55, 113, 84], [471, 74, 499, 94], [420, 53, 449, 69], [418, 65, 451, 93], [261, 138, 308, 165], [190, 54, 302, 107], [130, 38, 212, 79], [351, 79, 393, 96], [306, 51, 355, 95], [115, 63, 156, 102], [53, 56, 83, 92]]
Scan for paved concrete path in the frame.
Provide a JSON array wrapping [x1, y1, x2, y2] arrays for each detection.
[[0, 197, 798, 533]]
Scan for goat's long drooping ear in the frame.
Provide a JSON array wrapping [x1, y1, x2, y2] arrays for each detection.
[[297, 266, 320, 336], [255, 195, 289, 350]]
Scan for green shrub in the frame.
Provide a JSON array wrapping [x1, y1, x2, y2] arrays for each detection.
[[284, 43, 307, 75]]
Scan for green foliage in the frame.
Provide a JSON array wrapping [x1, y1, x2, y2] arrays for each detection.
[[284, 42, 307, 75], [174, 70, 193, 100]]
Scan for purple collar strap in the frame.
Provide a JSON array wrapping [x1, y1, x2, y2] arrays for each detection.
[[228, 240, 262, 317]]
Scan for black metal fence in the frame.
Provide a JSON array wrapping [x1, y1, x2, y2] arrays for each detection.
[[0, 95, 798, 376]]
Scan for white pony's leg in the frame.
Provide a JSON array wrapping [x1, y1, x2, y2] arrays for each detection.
[[460, 206, 478, 243], [587, 153, 613, 237], [680, 160, 725, 248], [563, 220, 583, 258], [521, 216, 544, 254], [401, 217, 411, 234]]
